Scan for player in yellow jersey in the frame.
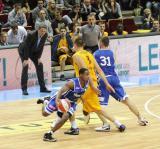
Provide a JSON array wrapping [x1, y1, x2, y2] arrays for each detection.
[[64, 37, 126, 135]]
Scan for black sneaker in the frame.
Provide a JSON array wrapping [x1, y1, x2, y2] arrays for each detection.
[[37, 96, 51, 104], [64, 128, 79, 135], [60, 74, 65, 81], [43, 132, 57, 142], [118, 124, 126, 132]]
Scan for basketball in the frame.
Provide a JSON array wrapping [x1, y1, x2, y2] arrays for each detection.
[[58, 99, 71, 113]]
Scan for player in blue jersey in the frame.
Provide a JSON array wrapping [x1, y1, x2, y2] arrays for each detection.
[[94, 36, 148, 131], [37, 68, 89, 142]]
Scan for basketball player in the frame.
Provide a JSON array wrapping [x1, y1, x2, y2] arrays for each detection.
[[94, 36, 148, 131], [65, 37, 126, 135], [37, 68, 90, 142]]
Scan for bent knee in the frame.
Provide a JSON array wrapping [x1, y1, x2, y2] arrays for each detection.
[[42, 111, 49, 117]]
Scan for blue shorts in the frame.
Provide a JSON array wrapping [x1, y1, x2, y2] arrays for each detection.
[[45, 96, 77, 116], [99, 75, 128, 106]]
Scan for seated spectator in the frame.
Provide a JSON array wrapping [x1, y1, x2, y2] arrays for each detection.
[[150, 20, 160, 32], [32, 0, 49, 22], [0, 0, 4, 13], [35, 9, 53, 41], [142, 8, 154, 29], [22, 0, 31, 14], [106, 0, 122, 20], [51, 27, 73, 80], [70, 22, 82, 41], [51, 10, 69, 34], [98, 21, 108, 37], [146, 0, 160, 19], [81, 0, 99, 21], [5, 3, 27, 27], [111, 23, 128, 36], [47, 0, 56, 21], [7, 21, 27, 45], [0, 32, 9, 46]]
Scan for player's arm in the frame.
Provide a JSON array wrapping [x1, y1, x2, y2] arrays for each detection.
[[56, 81, 74, 105], [72, 54, 100, 94], [94, 59, 115, 93]]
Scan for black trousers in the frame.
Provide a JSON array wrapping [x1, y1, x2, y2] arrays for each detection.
[[18, 52, 46, 91], [84, 45, 99, 54]]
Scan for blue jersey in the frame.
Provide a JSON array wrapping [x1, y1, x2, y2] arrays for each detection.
[[51, 78, 89, 103], [94, 49, 117, 76]]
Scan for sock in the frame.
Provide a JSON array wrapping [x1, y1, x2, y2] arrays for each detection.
[[48, 130, 53, 135], [114, 120, 122, 128], [71, 121, 77, 129]]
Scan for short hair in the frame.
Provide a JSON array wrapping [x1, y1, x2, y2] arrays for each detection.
[[74, 37, 84, 47], [100, 36, 110, 47], [60, 26, 67, 31], [87, 13, 96, 19], [79, 68, 89, 75], [37, 23, 47, 29]]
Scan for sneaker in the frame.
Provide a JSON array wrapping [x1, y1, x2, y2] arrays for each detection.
[[138, 118, 148, 126], [95, 124, 111, 132], [118, 124, 126, 132], [64, 128, 79, 135], [60, 74, 65, 81], [84, 114, 90, 125], [37, 96, 50, 104], [43, 132, 57, 142]]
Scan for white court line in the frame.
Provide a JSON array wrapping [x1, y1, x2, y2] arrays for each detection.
[[144, 94, 160, 120]]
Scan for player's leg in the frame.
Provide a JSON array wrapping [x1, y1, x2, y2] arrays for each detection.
[[110, 76, 148, 126]]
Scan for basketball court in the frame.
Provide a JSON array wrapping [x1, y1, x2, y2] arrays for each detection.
[[0, 74, 160, 149]]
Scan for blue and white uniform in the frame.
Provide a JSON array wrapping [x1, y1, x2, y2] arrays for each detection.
[[94, 49, 128, 105], [45, 78, 88, 115]]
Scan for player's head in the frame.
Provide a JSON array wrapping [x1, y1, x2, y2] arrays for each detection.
[[79, 68, 89, 82], [99, 36, 110, 49], [73, 37, 84, 52]]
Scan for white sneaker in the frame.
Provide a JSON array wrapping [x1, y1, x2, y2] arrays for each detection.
[[95, 124, 111, 132], [84, 114, 90, 125], [138, 118, 148, 126]]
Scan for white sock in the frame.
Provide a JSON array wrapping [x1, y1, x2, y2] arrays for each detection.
[[48, 130, 53, 134], [114, 120, 122, 128], [44, 100, 49, 105], [71, 121, 77, 129]]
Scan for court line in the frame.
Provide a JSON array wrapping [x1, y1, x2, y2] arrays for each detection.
[[144, 94, 160, 120]]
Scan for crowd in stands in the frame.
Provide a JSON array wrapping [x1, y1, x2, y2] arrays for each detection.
[[0, 0, 160, 80]]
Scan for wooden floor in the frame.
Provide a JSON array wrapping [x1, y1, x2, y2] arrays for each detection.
[[0, 85, 160, 149]]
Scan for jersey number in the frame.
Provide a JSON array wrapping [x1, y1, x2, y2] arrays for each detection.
[[100, 56, 111, 66]]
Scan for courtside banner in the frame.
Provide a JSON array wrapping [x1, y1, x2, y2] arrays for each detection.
[[110, 35, 160, 76], [0, 45, 52, 90]]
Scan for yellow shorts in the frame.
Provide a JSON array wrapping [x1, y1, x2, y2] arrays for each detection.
[[59, 54, 68, 64], [81, 85, 101, 113]]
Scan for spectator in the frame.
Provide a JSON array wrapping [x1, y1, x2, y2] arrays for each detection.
[[51, 10, 69, 34], [111, 23, 128, 36], [7, 21, 27, 44], [70, 22, 82, 41], [150, 20, 160, 32], [81, 0, 99, 21], [0, 32, 9, 46], [32, 0, 49, 22], [142, 8, 154, 29], [98, 21, 108, 37], [0, 0, 4, 13], [81, 13, 101, 53], [146, 0, 160, 19], [18, 23, 51, 95], [47, 0, 56, 21], [67, 4, 82, 24], [106, 0, 122, 20], [5, 3, 27, 27], [22, 0, 31, 14], [51, 27, 73, 80], [35, 9, 53, 40]]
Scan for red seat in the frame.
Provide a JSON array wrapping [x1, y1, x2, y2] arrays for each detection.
[[0, 14, 8, 24], [108, 19, 123, 34], [123, 18, 138, 34]]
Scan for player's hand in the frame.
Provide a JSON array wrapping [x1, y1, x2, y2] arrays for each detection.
[[92, 86, 101, 95], [55, 98, 61, 107], [106, 84, 115, 93], [23, 60, 29, 67]]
